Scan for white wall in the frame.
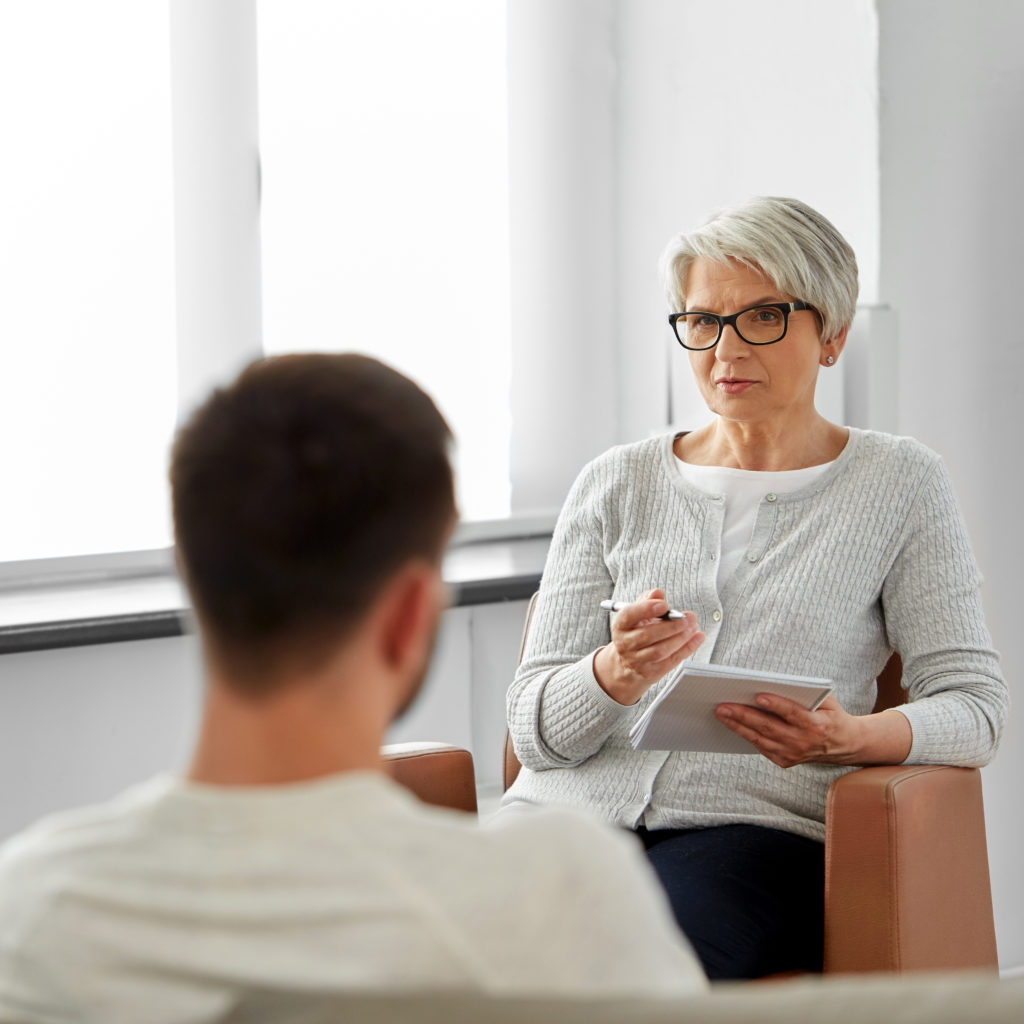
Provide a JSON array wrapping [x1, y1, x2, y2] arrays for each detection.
[[877, 0, 1024, 973], [506, 0, 879, 510], [0, 636, 202, 840], [613, 0, 880, 440], [507, 0, 879, 507]]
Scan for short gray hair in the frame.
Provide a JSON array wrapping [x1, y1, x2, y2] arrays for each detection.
[[660, 196, 858, 342]]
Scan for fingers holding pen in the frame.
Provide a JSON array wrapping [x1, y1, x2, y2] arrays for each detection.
[[595, 590, 705, 705], [614, 607, 700, 661], [613, 589, 701, 648]]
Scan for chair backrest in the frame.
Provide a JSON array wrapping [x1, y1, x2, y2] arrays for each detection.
[[503, 592, 539, 791], [503, 592, 905, 792], [872, 651, 905, 714]]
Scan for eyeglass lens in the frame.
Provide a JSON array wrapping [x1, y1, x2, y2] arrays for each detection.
[[676, 306, 789, 348]]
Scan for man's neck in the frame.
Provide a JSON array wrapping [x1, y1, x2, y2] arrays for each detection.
[[187, 656, 393, 786]]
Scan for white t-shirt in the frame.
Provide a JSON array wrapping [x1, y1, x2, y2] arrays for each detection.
[[675, 459, 834, 587], [0, 771, 705, 1022]]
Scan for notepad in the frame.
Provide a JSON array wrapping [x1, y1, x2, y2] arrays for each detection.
[[628, 662, 833, 754]]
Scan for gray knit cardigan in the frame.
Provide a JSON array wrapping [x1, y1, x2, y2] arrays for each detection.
[[503, 428, 1008, 841]]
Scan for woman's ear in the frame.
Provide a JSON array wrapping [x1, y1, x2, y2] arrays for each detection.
[[822, 324, 850, 365]]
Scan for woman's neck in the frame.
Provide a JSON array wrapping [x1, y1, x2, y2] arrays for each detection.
[[676, 416, 848, 472]]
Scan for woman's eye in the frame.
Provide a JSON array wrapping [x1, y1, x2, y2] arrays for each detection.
[[753, 308, 783, 324]]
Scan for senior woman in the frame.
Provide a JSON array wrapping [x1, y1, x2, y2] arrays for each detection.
[[502, 196, 1008, 980]]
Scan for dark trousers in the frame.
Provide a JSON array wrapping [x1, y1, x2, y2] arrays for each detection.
[[636, 823, 825, 980]]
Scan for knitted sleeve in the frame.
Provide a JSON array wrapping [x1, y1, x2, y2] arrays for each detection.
[[882, 458, 1008, 765], [506, 451, 632, 770]]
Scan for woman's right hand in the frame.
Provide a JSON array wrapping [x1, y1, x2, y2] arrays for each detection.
[[593, 588, 705, 706]]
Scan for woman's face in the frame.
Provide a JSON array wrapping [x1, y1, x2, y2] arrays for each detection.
[[682, 257, 843, 428]]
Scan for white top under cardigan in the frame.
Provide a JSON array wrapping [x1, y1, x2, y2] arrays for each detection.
[[674, 459, 834, 588], [0, 773, 706, 1021], [502, 428, 1008, 841]]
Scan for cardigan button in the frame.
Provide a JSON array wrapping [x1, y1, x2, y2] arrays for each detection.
[[712, 609, 722, 622], [766, 492, 778, 502]]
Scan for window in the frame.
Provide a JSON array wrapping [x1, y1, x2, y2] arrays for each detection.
[[4, 3, 597, 581], [0, 2, 176, 564], [257, 0, 512, 522]]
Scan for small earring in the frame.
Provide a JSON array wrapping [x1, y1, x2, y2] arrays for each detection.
[[826, 355, 835, 365]]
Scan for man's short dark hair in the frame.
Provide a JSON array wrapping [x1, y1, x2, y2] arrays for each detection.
[[170, 353, 455, 686]]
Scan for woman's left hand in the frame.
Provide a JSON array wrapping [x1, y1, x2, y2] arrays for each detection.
[[714, 694, 911, 768]]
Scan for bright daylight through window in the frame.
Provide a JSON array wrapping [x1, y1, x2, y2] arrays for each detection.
[[0, 1, 511, 571], [257, 0, 512, 522], [0, 2, 176, 564]]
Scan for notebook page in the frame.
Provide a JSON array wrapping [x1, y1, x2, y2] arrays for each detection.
[[630, 666, 832, 754]]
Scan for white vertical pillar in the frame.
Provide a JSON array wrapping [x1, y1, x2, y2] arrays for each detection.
[[842, 304, 898, 434], [506, 0, 619, 515], [169, 0, 262, 419]]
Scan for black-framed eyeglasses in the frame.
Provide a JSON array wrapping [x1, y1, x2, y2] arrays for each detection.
[[668, 301, 813, 350]]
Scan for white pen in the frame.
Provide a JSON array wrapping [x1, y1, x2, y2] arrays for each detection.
[[599, 599, 686, 621]]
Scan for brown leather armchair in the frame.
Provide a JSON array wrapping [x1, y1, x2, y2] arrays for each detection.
[[383, 741, 478, 814], [385, 596, 999, 976]]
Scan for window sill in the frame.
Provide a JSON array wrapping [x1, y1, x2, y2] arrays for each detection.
[[0, 536, 550, 656]]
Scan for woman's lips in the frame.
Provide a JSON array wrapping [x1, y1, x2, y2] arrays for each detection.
[[716, 378, 756, 395]]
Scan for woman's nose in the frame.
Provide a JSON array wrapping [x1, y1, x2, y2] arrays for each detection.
[[716, 323, 748, 359]]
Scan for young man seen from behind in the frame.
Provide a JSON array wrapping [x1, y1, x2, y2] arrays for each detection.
[[0, 354, 706, 1020]]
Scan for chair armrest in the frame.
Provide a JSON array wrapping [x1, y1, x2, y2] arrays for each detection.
[[824, 764, 997, 974], [382, 742, 478, 814]]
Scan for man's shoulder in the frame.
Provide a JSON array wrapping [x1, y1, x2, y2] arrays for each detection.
[[483, 800, 622, 838], [0, 776, 173, 875], [0, 776, 174, 962], [407, 801, 650, 927], [468, 804, 707, 993], [392, 792, 632, 868], [480, 802, 643, 878]]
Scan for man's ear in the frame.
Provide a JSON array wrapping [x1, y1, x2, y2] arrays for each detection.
[[376, 561, 445, 674]]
